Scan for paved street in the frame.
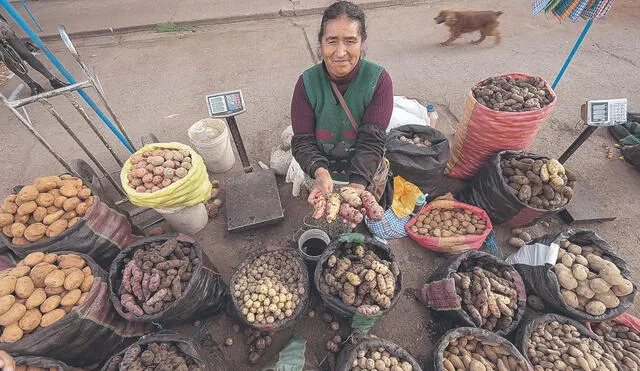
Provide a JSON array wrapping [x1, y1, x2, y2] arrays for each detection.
[[0, 0, 639, 368]]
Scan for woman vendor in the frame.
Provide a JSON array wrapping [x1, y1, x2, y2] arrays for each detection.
[[290, 0, 393, 208]]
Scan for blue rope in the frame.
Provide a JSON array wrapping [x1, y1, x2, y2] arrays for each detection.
[[552, 19, 593, 90], [19, 0, 43, 32]]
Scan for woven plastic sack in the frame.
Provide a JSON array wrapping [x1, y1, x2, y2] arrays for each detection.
[[0, 252, 148, 366], [270, 147, 293, 176], [2, 195, 137, 270], [434, 327, 532, 371], [457, 150, 567, 228], [108, 234, 228, 326], [261, 336, 321, 371], [405, 197, 492, 254], [513, 229, 637, 322], [120, 142, 212, 208], [230, 247, 311, 333], [314, 234, 403, 333], [445, 73, 557, 179], [336, 334, 422, 371], [13, 356, 81, 371], [364, 208, 409, 240], [101, 333, 226, 371], [421, 251, 527, 336]]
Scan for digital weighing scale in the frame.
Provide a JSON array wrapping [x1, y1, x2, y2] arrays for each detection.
[[205, 90, 284, 232]]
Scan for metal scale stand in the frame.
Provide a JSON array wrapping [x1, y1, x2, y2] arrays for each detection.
[[205, 90, 284, 232], [558, 98, 628, 224]]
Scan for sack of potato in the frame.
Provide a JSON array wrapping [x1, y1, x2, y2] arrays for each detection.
[[336, 334, 422, 371], [13, 356, 81, 371], [515, 313, 619, 371], [406, 194, 492, 254], [314, 234, 402, 333], [459, 151, 574, 227], [422, 251, 527, 336], [446, 73, 556, 180], [0, 175, 137, 269], [514, 229, 636, 322], [101, 333, 227, 371], [434, 327, 532, 371], [230, 247, 310, 333], [120, 143, 212, 209], [589, 315, 640, 370], [0, 252, 146, 366], [108, 235, 228, 326], [386, 124, 450, 198]]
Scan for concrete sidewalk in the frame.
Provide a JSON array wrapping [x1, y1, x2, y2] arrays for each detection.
[[6, 0, 431, 39]]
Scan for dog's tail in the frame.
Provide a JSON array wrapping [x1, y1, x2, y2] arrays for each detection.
[[495, 11, 503, 16]]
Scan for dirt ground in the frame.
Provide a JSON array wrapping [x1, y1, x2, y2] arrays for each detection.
[[1, 0, 640, 369]]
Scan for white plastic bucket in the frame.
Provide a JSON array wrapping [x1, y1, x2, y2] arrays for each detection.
[[188, 118, 235, 173], [155, 203, 208, 235]]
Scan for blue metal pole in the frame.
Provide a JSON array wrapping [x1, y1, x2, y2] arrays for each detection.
[[19, 0, 43, 32], [0, 0, 135, 153], [552, 19, 593, 90]]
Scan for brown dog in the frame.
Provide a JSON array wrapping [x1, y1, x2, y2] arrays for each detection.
[[434, 10, 503, 46]]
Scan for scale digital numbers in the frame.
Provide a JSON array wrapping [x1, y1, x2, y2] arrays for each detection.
[[206, 90, 246, 118], [587, 98, 627, 127]]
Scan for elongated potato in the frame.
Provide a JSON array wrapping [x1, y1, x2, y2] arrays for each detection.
[[40, 308, 65, 327], [25, 288, 46, 309], [0, 302, 26, 326]]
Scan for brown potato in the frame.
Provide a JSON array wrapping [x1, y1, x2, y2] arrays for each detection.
[[68, 217, 81, 228], [25, 288, 46, 309], [44, 270, 65, 288], [2, 199, 18, 214], [33, 176, 61, 192], [78, 292, 88, 305], [17, 185, 39, 203], [75, 203, 89, 216], [44, 286, 64, 296], [17, 201, 37, 216], [32, 207, 47, 222], [63, 269, 84, 290], [58, 257, 85, 269], [60, 289, 81, 306], [86, 196, 95, 207], [0, 213, 14, 227], [0, 302, 26, 326], [14, 214, 28, 224], [23, 223, 47, 242], [43, 254, 57, 264], [0, 295, 15, 315], [2, 225, 13, 238], [29, 264, 56, 288], [46, 220, 68, 238], [0, 275, 17, 296], [53, 196, 68, 209], [59, 185, 79, 197], [82, 266, 92, 276], [40, 295, 61, 313], [8, 266, 30, 278], [40, 308, 65, 327], [10, 223, 26, 238], [23, 252, 45, 267], [42, 210, 64, 226], [77, 187, 92, 200], [80, 274, 94, 292], [1, 323, 24, 342], [61, 210, 77, 221], [14, 277, 35, 299], [45, 206, 60, 215], [18, 308, 42, 331], [62, 197, 81, 212], [34, 193, 55, 208], [12, 236, 29, 246]]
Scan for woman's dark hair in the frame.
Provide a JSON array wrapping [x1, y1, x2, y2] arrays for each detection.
[[318, 1, 367, 43]]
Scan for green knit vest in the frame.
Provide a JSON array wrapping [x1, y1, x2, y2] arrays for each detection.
[[302, 60, 383, 180]]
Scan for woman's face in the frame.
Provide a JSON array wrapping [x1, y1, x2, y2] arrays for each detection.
[[321, 16, 362, 79]]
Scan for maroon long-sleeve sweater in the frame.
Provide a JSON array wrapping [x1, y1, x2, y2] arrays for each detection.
[[290, 61, 393, 186]]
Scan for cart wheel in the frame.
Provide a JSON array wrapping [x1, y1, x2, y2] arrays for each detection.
[[141, 133, 159, 146]]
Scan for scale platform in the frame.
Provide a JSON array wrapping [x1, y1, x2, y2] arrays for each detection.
[[559, 182, 616, 224], [225, 169, 284, 232]]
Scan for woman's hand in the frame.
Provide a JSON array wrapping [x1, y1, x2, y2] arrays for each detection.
[[0, 351, 15, 371], [308, 168, 333, 205]]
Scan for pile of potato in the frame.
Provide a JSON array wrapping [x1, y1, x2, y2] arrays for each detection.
[[243, 327, 274, 365], [554, 240, 634, 315], [0, 252, 93, 342], [525, 320, 618, 370], [318, 244, 400, 316], [0, 175, 94, 246], [500, 156, 575, 210], [311, 186, 385, 226], [105, 341, 202, 371], [472, 75, 554, 112], [398, 134, 432, 148], [350, 346, 414, 371], [452, 264, 520, 332], [126, 148, 192, 193], [116, 239, 198, 317], [409, 208, 487, 238], [592, 320, 640, 370], [232, 250, 306, 325], [441, 335, 527, 371], [15, 364, 60, 371], [205, 179, 222, 218]]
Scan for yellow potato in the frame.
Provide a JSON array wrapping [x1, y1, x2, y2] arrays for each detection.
[[10, 223, 26, 238], [23, 223, 47, 242], [12, 236, 29, 246], [0, 295, 16, 315], [75, 203, 89, 216], [42, 254, 58, 264], [62, 197, 81, 212], [8, 266, 30, 278], [77, 292, 88, 305], [53, 196, 68, 209], [2, 225, 13, 238], [35, 193, 55, 208], [29, 264, 57, 288], [61, 210, 77, 221], [47, 189, 61, 199], [44, 270, 65, 288], [59, 185, 79, 198], [58, 258, 85, 269], [18, 308, 42, 331], [1, 323, 24, 342], [77, 187, 92, 200], [0, 302, 26, 326], [82, 266, 92, 276], [63, 269, 84, 290], [17, 201, 37, 216], [42, 210, 64, 226], [0, 275, 17, 296], [17, 185, 39, 203], [0, 213, 14, 227], [23, 252, 45, 267], [80, 274, 94, 293], [46, 219, 68, 238], [57, 254, 82, 262], [33, 176, 61, 192], [14, 277, 35, 299], [13, 214, 28, 224], [40, 295, 61, 313], [40, 308, 65, 327], [2, 199, 18, 214], [32, 207, 47, 222], [25, 288, 46, 309], [44, 286, 64, 296], [60, 289, 81, 306], [68, 217, 81, 228]]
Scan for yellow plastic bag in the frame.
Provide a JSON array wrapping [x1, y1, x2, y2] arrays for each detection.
[[391, 176, 423, 218], [120, 142, 212, 208]]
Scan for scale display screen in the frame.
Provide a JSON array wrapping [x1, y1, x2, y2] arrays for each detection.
[[206, 90, 246, 118], [590, 102, 608, 124], [586, 98, 627, 127]]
